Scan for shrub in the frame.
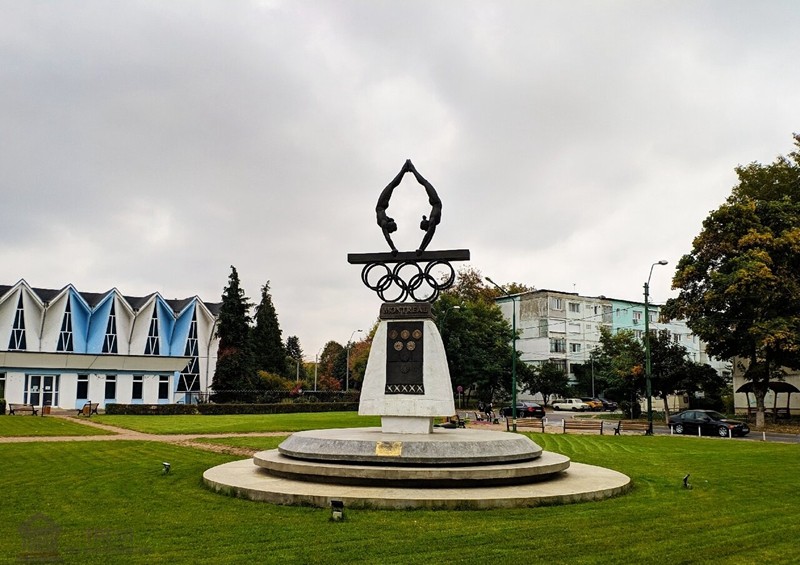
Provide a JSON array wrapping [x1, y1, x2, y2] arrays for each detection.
[[104, 404, 200, 415], [196, 402, 358, 415]]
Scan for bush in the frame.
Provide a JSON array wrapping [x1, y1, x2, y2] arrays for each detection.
[[196, 402, 358, 415], [104, 404, 200, 415]]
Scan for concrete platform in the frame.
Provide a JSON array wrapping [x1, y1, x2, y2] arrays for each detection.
[[255, 449, 570, 487], [203, 458, 631, 509], [277, 427, 542, 465]]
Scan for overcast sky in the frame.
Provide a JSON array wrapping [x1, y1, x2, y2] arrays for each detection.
[[2, 1, 799, 357]]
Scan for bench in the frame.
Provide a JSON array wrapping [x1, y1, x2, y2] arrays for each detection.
[[507, 417, 545, 432], [77, 402, 100, 417], [613, 420, 650, 435], [435, 415, 466, 429], [562, 419, 604, 434], [9, 403, 39, 416]]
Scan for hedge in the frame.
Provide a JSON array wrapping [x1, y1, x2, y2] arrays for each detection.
[[103, 402, 359, 416]]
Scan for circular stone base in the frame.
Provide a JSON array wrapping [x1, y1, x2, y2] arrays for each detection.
[[255, 449, 570, 487], [277, 427, 542, 465], [203, 458, 631, 509]]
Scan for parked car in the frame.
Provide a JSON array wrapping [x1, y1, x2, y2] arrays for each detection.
[[552, 398, 590, 411], [596, 398, 618, 411], [668, 409, 750, 437], [580, 397, 604, 411], [500, 401, 545, 419]]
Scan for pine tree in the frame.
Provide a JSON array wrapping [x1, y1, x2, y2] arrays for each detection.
[[252, 281, 287, 376], [285, 335, 308, 382], [211, 266, 256, 402]]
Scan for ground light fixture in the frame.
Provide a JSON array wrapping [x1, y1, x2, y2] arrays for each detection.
[[330, 500, 344, 521], [644, 259, 668, 435], [485, 276, 518, 432]]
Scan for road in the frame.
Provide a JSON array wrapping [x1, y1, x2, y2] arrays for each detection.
[[545, 409, 800, 443]]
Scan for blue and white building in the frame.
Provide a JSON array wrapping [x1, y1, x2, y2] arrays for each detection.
[[0, 279, 220, 411]]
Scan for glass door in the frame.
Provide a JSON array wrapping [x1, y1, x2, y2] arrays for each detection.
[[25, 375, 60, 408]]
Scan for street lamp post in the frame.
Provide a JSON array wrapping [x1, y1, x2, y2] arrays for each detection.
[[644, 260, 668, 435], [486, 277, 518, 432], [437, 304, 461, 332], [314, 346, 324, 392], [346, 329, 364, 392]]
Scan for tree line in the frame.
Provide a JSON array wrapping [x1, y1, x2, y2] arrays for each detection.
[[210, 266, 369, 402]]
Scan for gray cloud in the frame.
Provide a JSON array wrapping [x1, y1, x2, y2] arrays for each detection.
[[1, 0, 798, 354]]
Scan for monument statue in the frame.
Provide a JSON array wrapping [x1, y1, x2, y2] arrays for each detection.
[[349, 160, 470, 433], [203, 160, 631, 510]]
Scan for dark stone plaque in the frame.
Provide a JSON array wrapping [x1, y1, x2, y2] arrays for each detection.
[[380, 302, 432, 320], [385, 321, 424, 395]]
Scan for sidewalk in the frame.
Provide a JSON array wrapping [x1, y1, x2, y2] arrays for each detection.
[[0, 413, 286, 457]]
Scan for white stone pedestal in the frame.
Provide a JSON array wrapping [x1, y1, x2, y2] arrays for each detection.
[[359, 318, 455, 434]]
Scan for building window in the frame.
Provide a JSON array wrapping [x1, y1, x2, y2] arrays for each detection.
[[178, 311, 200, 392], [634, 330, 643, 340], [57, 296, 74, 352], [570, 343, 581, 353], [105, 375, 116, 400], [0, 372, 5, 398], [132, 375, 143, 400], [8, 294, 26, 350], [632, 311, 642, 324], [77, 374, 89, 400], [568, 302, 580, 313], [549, 298, 563, 310], [549, 359, 567, 372], [537, 319, 548, 337], [145, 310, 160, 355], [550, 338, 566, 353], [103, 302, 118, 354], [158, 375, 169, 400]]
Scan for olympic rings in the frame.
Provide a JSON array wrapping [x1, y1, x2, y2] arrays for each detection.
[[360, 260, 456, 303]]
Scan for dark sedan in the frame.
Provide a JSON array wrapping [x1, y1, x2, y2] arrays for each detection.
[[500, 402, 545, 419], [669, 409, 750, 437]]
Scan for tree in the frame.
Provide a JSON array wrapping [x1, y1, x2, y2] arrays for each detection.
[[649, 330, 726, 422], [435, 288, 519, 403], [211, 266, 256, 402], [251, 281, 287, 377], [346, 322, 376, 391], [317, 341, 344, 391], [593, 328, 645, 418], [285, 335, 308, 382], [521, 362, 569, 405], [664, 134, 800, 428]]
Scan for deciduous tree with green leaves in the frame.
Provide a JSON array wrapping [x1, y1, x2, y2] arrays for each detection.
[[664, 134, 800, 428], [520, 362, 569, 405], [649, 330, 726, 421], [435, 272, 527, 404]]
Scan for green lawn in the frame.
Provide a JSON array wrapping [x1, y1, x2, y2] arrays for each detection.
[[0, 416, 114, 437], [195, 435, 286, 451], [1, 434, 798, 563], [92, 412, 381, 434]]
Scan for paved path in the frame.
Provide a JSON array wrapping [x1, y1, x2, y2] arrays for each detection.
[[0, 415, 287, 457]]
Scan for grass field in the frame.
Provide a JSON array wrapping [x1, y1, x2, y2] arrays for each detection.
[[2, 429, 798, 564], [0, 416, 114, 437], [91, 412, 381, 434]]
